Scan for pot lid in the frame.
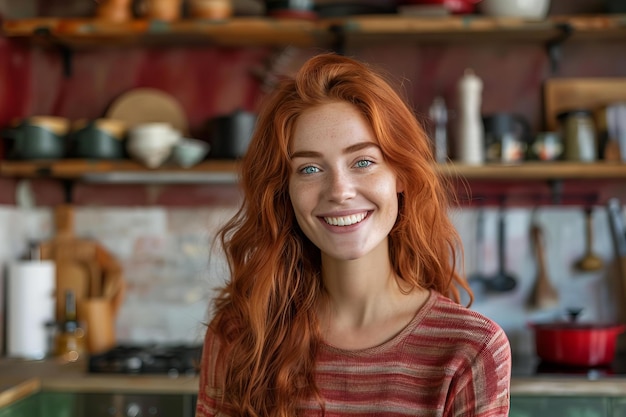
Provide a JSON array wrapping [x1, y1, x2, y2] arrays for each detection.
[[531, 321, 626, 331], [529, 308, 626, 331]]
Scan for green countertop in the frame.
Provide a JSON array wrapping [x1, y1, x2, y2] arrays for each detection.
[[3, 357, 626, 409]]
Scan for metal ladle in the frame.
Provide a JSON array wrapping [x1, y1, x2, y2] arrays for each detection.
[[574, 207, 603, 271], [481, 206, 517, 293], [467, 207, 488, 302]]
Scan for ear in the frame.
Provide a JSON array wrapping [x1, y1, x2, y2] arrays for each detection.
[[395, 176, 405, 194]]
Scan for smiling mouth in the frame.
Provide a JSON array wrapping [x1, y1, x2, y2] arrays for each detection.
[[323, 212, 367, 226]]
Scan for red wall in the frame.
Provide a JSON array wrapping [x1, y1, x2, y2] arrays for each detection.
[[2, 0, 626, 206]]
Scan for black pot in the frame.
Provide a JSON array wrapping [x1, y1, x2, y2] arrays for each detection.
[[607, 0, 626, 13], [70, 121, 125, 160], [207, 110, 256, 159], [3, 123, 66, 160]]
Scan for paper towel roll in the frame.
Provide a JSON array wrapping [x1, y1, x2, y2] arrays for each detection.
[[7, 261, 56, 359]]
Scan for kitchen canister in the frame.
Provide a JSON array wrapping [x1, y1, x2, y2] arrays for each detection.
[[7, 260, 56, 359], [456, 69, 485, 165], [557, 109, 597, 162]]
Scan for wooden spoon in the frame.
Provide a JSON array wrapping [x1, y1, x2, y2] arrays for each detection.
[[528, 220, 559, 310], [575, 207, 603, 271]]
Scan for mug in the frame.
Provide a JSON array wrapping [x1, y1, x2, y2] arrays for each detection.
[[482, 113, 531, 163]]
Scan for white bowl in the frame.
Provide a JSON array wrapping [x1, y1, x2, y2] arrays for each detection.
[[479, 0, 550, 19], [127, 123, 181, 169]]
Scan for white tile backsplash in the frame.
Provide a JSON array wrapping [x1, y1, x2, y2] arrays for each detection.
[[0, 203, 623, 356]]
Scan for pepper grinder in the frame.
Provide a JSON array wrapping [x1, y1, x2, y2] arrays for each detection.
[[457, 69, 484, 165], [429, 96, 448, 163]]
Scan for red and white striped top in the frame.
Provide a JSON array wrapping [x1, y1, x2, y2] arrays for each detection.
[[196, 291, 511, 417]]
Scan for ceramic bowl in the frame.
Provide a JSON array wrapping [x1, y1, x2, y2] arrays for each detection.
[[127, 123, 181, 168], [171, 138, 210, 168], [479, 0, 550, 19]]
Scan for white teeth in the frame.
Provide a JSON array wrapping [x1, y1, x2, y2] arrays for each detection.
[[324, 212, 367, 226]]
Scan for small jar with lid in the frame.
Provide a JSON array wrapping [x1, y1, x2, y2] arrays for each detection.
[[557, 109, 597, 162]]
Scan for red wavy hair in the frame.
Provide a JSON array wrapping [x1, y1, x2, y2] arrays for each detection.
[[209, 53, 468, 416]]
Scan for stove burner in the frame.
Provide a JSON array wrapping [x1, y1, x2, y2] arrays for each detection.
[[535, 361, 616, 378], [88, 344, 202, 375]]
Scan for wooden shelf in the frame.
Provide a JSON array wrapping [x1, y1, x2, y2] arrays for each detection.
[[1, 17, 336, 48], [2, 160, 626, 182], [437, 162, 626, 180], [337, 14, 626, 43], [0, 159, 239, 182], [335, 15, 562, 43], [3, 15, 626, 48]]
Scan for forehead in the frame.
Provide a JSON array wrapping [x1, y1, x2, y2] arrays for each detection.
[[291, 101, 376, 151]]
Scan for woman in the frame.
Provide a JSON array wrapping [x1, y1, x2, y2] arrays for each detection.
[[196, 53, 511, 417]]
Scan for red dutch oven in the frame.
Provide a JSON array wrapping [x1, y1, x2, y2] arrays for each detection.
[[397, 0, 481, 14], [529, 315, 626, 367]]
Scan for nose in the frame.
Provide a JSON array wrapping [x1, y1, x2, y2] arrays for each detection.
[[325, 168, 356, 203]]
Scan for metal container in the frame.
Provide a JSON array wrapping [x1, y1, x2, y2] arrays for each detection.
[[557, 109, 597, 162]]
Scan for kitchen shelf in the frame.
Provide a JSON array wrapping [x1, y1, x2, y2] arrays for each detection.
[[0, 159, 240, 183], [0, 17, 336, 48], [2, 160, 626, 183], [335, 14, 626, 43], [2, 15, 626, 48], [438, 162, 626, 180]]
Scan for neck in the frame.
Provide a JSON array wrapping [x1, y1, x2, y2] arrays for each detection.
[[317, 240, 429, 350], [319, 239, 404, 326]]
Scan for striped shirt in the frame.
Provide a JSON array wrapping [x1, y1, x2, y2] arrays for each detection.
[[196, 291, 511, 417]]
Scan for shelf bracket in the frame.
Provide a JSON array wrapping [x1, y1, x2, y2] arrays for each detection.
[[60, 45, 74, 78], [61, 179, 74, 204], [329, 23, 345, 56], [33, 27, 73, 78], [548, 179, 562, 205], [546, 22, 574, 74]]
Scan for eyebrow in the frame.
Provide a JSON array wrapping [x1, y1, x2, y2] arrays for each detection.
[[290, 142, 380, 159]]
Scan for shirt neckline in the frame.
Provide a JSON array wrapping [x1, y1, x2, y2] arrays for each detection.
[[320, 289, 436, 356]]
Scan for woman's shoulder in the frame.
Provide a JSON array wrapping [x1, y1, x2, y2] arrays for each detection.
[[413, 291, 510, 352]]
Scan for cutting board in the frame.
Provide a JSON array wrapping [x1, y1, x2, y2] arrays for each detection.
[[39, 205, 124, 322], [105, 87, 189, 135], [544, 78, 626, 131]]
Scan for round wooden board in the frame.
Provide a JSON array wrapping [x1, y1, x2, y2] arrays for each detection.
[[105, 88, 189, 135]]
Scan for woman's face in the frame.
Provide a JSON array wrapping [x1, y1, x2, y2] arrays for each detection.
[[288, 101, 403, 262]]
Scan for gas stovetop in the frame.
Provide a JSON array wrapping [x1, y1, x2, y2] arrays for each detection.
[[512, 354, 626, 379], [88, 344, 202, 376]]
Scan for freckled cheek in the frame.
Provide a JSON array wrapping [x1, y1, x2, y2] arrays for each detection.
[[289, 182, 316, 219]]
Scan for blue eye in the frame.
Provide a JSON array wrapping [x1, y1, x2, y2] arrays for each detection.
[[301, 166, 320, 175], [355, 160, 372, 168]]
